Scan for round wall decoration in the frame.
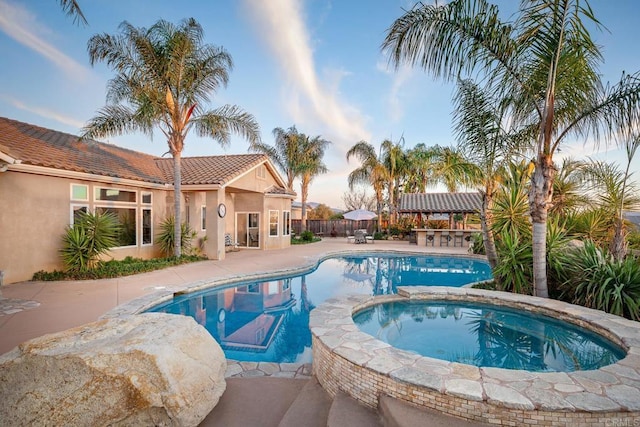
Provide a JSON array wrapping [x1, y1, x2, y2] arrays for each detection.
[[217, 203, 227, 218]]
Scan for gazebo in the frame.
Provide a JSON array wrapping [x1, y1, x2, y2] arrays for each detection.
[[398, 192, 481, 228]]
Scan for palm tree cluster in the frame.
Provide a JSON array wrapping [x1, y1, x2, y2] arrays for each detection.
[[382, 0, 640, 300], [250, 126, 331, 232]]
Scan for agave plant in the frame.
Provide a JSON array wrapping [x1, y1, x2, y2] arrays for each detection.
[[60, 210, 120, 272], [155, 216, 197, 257]]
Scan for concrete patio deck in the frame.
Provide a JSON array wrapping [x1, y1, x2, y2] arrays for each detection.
[[0, 238, 472, 355]]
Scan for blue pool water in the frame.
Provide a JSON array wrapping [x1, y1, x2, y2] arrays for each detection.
[[147, 253, 492, 363], [353, 300, 625, 372]]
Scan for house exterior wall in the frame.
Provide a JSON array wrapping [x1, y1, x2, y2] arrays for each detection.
[[0, 169, 168, 284]]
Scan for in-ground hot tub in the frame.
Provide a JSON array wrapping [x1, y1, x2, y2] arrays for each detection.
[[310, 287, 640, 426]]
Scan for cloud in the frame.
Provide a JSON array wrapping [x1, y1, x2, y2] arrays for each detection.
[[242, 0, 370, 156], [0, 0, 88, 80], [3, 95, 85, 129], [377, 60, 414, 122]]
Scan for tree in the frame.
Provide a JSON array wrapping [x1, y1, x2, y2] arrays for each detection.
[[298, 134, 331, 232], [346, 141, 388, 232], [342, 188, 376, 212], [59, 0, 87, 26], [249, 126, 301, 190], [581, 136, 640, 261], [383, 0, 640, 297], [82, 18, 260, 257], [307, 203, 333, 220]]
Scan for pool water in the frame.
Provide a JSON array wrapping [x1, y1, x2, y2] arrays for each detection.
[[147, 254, 491, 363], [352, 300, 625, 372]]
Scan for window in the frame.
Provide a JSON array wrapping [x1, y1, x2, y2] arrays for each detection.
[[142, 208, 152, 245], [269, 210, 279, 236], [141, 192, 152, 204], [71, 184, 88, 201], [70, 205, 88, 225], [96, 207, 137, 247], [282, 211, 291, 236], [185, 204, 190, 225], [256, 165, 266, 179], [236, 283, 260, 293], [201, 206, 206, 231], [95, 187, 136, 203]]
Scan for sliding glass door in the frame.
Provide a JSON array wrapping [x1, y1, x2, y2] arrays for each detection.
[[236, 212, 260, 248]]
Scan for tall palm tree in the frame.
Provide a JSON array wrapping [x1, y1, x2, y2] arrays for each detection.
[[381, 139, 408, 227], [82, 18, 260, 256], [452, 79, 514, 269], [250, 126, 302, 190], [297, 134, 331, 232], [383, 0, 640, 297], [346, 141, 389, 232]]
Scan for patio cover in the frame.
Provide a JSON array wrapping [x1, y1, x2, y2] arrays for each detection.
[[398, 193, 481, 215]]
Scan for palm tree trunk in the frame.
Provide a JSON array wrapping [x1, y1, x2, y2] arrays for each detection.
[[300, 175, 309, 233], [480, 189, 499, 269], [173, 151, 182, 257], [610, 218, 627, 262], [529, 153, 556, 298]]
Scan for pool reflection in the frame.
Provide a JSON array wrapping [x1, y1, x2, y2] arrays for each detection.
[[149, 255, 493, 363]]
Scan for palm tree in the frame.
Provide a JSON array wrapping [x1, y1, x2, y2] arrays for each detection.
[[250, 126, 302, 190], [580, 136, 640, 260], [59, 0, 87, 25], [346, 141, 388, 232], [452, 79, 515, 269], [82, 18, 260, 256], [297, 133, 331, 232], [383, 0, 640, 297], [380, 139, 408, 227]]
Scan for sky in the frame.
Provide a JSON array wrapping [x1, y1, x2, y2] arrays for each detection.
[[1, 0, 640, 210]]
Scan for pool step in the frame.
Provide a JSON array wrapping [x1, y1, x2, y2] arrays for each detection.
[[278, 377, 332, 427], [200, 376, 488, 427]]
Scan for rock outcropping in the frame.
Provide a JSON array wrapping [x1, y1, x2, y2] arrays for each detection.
[[0, 313, 226, 426]]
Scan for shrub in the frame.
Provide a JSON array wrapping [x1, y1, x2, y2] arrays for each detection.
[[300, 230, 314, 241], [493, 230, 533, 294], [557, 241, 640, 321], [60, 210, 120, 272], [155, 216, 197, 256], [373, 231, 384, 240], [469, 232, 485, 255]]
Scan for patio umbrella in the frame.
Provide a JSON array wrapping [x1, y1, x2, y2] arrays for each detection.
[[343, 209, 377, 221]]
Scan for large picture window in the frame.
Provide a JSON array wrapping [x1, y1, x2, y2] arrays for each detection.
[[269, 210, 279, 236], [96, 207, 137, 247]]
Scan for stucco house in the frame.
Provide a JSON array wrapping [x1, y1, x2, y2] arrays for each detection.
[[0, 117, 295, 284]]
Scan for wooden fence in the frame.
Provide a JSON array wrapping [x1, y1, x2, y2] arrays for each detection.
[[292, 219, 384, 237]]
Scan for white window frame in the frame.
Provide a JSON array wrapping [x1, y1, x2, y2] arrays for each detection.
[[70, 204, 89, 225], [70, 184, 89, 201], [93, 186, 138, 248], [201, 205, 207, 231], [269, 210, 279, 237], [141, 192, 153, 246], [282, 210, 291, 236]]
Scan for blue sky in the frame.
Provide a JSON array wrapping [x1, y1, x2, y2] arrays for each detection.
[[1, 0, 639, 209]]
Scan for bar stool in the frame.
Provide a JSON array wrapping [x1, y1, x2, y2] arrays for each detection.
[[454, 231, 464, 247], [426, 230, 435, 246], [439, 231, 450, 246]]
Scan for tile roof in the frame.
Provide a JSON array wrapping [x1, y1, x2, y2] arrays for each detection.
[[155, 154, 268, 186], [398, 192, 482, 213], [0, 117, 281, 189]]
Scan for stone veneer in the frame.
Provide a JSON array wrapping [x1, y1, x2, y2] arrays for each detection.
[[310, 286, 640, 426]]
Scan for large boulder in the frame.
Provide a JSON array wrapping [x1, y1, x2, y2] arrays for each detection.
[[0, 313, 226, 426]]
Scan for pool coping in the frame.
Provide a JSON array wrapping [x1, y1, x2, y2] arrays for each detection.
[[101, 250, 489, 377], [310, 286, 640, 425]]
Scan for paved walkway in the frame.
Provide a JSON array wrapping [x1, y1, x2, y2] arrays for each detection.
[[0, 238, 472, 356]]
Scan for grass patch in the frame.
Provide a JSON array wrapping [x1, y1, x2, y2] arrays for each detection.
[[291, 237, 322, 245], [471, 280, 497, 290], [32, 255, 206, 281]]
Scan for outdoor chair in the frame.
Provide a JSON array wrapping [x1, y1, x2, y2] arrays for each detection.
[[453, 231, 464, 247], [440, 231, 450, 247], [364, 231, 374, 243], [346, 231, 355, 243], [426, 231, 435, 246], [354, 230, 367, 244], [225, 233, 239, 252]]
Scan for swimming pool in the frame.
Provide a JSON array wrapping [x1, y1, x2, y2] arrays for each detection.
[[147, 254, 492, 363], [352, 300, 625, 371]]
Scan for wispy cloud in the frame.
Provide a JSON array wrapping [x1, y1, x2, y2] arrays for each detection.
[[0, 0, 88, 80], [242, 0, 370, 155], [377, 60, 414, 122], [2, 95, 85, 129]]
